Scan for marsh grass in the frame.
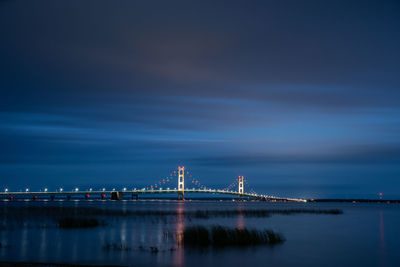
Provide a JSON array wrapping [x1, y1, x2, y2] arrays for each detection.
[[183, 226, 284, 247], [0, 206, 342, 219], [0, 206, 342, 228], [183, 225, 211, 246], [58, 217, 102, 228], [192, 209, 342, 218], [103, 242, 131, 251]]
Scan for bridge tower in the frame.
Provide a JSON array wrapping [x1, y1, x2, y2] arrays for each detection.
[[178, 166, 185, 200], [238, 176, 244, 195]]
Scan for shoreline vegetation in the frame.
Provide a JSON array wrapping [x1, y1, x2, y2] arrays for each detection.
[[183, 226, 285, 247], [58, 217, 104, 228], [0, 206, 343, 219], [0, 206, 342, 228]]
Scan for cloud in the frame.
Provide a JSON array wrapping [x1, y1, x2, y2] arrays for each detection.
[[192, 144, 400, 166], [1, 0, 400, 114], [1, 0, 400, 195]]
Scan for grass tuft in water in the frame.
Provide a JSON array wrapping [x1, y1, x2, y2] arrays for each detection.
[[183, 225, 284, 247], [183, 226, 211, 246], [103, 242, 131, 251], [58, 217, 101, 228]]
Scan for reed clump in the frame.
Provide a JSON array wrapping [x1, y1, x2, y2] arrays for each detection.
[[58, 217, 101, 228], [192, 209, 342, 218], [183, 225, 284, 247], [103, 242, 131, 251]]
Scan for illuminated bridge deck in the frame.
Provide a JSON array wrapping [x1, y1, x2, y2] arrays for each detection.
[[0, 167, 307, 202], [0, 189, 307, 202]]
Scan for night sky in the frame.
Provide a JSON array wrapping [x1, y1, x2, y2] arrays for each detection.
[[1, 0, 400, 198]]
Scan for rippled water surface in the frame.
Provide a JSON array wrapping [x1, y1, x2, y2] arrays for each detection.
[[0, 200, 399, 267]]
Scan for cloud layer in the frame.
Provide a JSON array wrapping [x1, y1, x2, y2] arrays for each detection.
[[1, 0, 400, 197]]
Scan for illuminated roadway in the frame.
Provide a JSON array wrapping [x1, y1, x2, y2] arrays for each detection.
[[0, 188, 307, 202], [0, 167, 307, 202]]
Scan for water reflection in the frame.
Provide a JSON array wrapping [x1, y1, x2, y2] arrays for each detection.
[[0, 201, 399, 267], [173, 201, 185, 267], [236, 202, 245, 230], [120, 219, 127, 244], [71, 228, 79, 262], [39, 226, 47, 261], [0, 226, 5, 258], [20, 222, 28, 260], [55, 229, 62, 261], [120, 219, 127, 262], [379, 210, 386, 267]]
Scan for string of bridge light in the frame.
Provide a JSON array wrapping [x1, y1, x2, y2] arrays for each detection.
[[2, 175, 256, 194], [223, 178, 239, 191], [243, 180, 257, 194], [222, 178, 257, 194], [145, 170, 175, 190], [186, 170, 208, 190], [142, 168, 257, 194], [145, 169, 209, 191]]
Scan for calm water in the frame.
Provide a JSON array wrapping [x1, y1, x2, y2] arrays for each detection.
[[0, 200, 399, 267]]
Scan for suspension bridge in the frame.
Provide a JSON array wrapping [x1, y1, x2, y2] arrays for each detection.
[[0, 166, 306, 202]]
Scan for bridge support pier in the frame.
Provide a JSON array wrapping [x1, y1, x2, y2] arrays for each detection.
[[178, 166, 185, 200], [238, 176, 244, 200], [111, 191, 123, 200], [131, 193, 138, 200], [50, 195, 55, 201], [67, 195, 71, 200]]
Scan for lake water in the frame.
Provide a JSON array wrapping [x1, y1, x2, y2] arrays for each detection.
[[0, 200, 399, 267]]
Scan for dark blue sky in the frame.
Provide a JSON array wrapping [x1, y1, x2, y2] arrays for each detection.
[[1, 0, 400, 198]]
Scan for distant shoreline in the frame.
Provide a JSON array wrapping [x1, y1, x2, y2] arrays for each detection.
[[0, 262, 125, 267], [309, 199, 400, 203], [1, 197, 399, 203]]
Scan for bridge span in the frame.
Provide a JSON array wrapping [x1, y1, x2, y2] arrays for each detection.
[[0, 188, 306, 202], [0, 166, 307, 202]]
